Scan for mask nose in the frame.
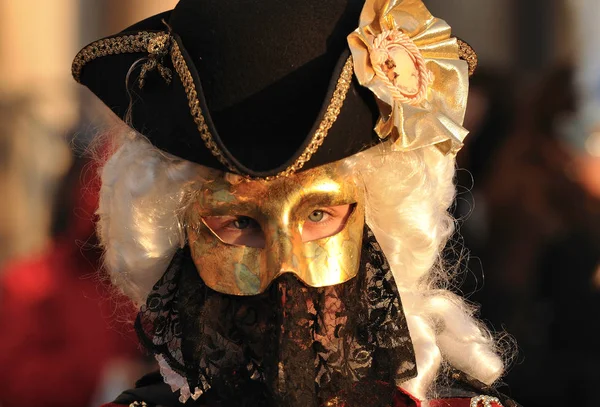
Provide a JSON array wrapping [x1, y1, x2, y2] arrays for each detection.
[[264, 225, 304, 282]]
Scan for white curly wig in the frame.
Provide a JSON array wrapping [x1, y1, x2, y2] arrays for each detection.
[[96, 128, 505, 401]]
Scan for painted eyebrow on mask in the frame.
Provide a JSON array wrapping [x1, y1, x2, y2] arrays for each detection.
[[197, 188, 355, 214], [296, 190, 356, 207]]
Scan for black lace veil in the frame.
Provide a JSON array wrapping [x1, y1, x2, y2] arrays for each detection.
[[135, 227, 417, 406]]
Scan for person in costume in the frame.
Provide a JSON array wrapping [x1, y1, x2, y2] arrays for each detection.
[[72, 0, 519, 406]]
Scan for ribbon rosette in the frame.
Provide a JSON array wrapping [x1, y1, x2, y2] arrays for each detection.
[[348, 0, 470, 155]]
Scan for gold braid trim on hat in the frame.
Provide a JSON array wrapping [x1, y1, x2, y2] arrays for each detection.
[[72, 31, 354, 179], [168, 39, 239, 173], [72, 31, 160, 82], [264, 56, 354, 180], [169, 40, 354, 179], [457, 38, 478, 77]]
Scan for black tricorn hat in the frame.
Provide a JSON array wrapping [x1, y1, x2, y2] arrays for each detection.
[[72, 0, 476, 178]]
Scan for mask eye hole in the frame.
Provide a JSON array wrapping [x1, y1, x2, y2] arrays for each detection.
[[301, 203, 356, 242], [232, 216, 253, 230], [307, 210, 325, 222], [202, 216, 265, 248]]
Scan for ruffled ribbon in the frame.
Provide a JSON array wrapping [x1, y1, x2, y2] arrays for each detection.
[[348, 0, 470, 155]]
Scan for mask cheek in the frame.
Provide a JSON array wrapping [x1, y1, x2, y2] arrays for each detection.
[[188, 223, 264, 295], [299, 202, 365, 287]]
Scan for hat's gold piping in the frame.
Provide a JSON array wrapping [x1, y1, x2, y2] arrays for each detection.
[[72, 31, 159, 82], [72, 31, 354, 180], [170, 38, 354, 179], [457, 39, 478, 77], [169, 39, 239, 173], [266, 56, 353, 181]]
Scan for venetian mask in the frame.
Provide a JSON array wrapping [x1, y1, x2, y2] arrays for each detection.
[[186, 160, 365, 295]]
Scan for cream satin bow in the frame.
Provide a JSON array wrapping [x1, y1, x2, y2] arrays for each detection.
[[348, 0, 470, 155]]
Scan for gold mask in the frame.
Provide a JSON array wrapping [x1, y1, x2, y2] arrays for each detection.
[[186, 161, 365, 295]]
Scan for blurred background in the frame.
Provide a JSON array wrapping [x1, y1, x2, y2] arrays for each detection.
[[0, 1, 598, 406]]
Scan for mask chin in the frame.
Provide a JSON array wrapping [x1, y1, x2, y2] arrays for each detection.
[[135, 225, 418, 407]]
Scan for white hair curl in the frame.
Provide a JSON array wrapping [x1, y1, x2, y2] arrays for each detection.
[[96, 130, 505, 400]]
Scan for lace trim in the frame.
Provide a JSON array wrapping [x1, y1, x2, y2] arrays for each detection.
[[156, 354, 204, 403]]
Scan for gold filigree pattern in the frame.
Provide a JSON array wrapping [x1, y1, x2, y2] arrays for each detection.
[[72, 31, 354, 179], [457, 39, 478, 77]]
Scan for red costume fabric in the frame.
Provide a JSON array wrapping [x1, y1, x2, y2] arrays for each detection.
[[100, 397, 503, 407], [0, 240, 139, 407], [0, 166, 140, 407], [99, 387, 504, 407]]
